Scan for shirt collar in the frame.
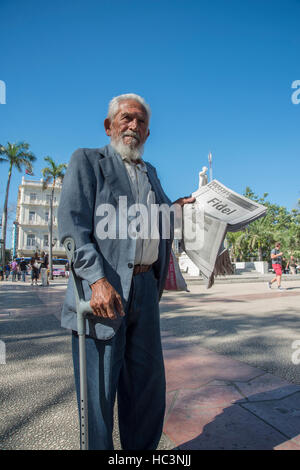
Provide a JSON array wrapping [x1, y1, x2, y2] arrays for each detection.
[[121, 155, 148, 173]]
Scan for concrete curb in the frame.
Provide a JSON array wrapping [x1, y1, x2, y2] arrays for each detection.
[[184, 274, 300, 285]]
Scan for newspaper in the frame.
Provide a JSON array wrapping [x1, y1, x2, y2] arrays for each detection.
[[191, 180, 267, 232], [182, 179, 267, 286]]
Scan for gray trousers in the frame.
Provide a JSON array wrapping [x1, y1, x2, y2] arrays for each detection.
[[72, 268, 166, 450]]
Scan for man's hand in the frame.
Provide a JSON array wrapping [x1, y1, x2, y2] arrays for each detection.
[[90, 278, 125, 320], [173, 195, 196, 207]]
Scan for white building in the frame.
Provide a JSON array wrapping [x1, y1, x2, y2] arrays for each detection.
[[15, 177, 65, 258]]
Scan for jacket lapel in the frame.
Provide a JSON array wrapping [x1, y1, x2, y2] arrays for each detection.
[[145, 162, 171, 206], [98, 146, 135, 207]]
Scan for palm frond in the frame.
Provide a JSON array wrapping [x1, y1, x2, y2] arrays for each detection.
[[42, 176, 52, 190], [42, 167, 52, 178], [0, 141, 36, 171], [41, 157, 67, 185], [17, 151, 36, 162]]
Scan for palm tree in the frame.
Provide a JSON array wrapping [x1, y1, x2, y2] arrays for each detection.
[[246, 216, 274, 261], [226, 231, 247, 262], [41, 157, 67, 280], [0, 142, 36, 265]]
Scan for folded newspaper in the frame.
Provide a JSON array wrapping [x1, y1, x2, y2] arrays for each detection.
[[182, 179, 267, 288]]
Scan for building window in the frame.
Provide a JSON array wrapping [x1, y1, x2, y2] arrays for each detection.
[[30, 193, 37, 202], [29, 211, 36, 223], [45, 211, 49, 222], [27, 234, 35, 247], [46, 194, 51, 204], [43, 235, 49, 247]]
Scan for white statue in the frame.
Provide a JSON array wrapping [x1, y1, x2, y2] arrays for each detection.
[[198, 166, 208, 188]]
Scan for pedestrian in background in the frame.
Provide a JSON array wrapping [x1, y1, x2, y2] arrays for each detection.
[[268, 242, 285, 290], [11, 259, 18, 282], [40, 251, 49, 286], [5, 264, 10, 281], [30, 253, 40, 286], [19, 258, 28, 282], [286, 255, 297, 275], [17, 262, 21, 281]]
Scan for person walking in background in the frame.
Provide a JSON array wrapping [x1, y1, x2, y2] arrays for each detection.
[[286, 255, 297, 275], [30, 253, 40, 286], [5, 264, 10, 281], [40, 251, 49, 286], [17, 261, 21, 281], [19, 258, 28, 282], [268, 242, 285, 290], [11, 258, 18, 282], [282, 257, 287, 274]]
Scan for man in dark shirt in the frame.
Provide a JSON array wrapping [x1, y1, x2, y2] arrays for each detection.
[[40, 251, 49, 286], [19, 258, 27, 282]]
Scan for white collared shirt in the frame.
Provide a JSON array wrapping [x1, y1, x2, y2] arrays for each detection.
[[121, 156, 159, 266]]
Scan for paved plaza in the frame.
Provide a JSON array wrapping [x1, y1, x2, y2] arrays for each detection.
[[0, 276, 300, 450]]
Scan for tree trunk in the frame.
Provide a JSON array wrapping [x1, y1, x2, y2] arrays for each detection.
[[258, 246, 263, 261], [1, 163, 12, 266]]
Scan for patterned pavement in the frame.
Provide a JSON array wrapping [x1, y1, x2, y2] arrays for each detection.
[[1, 278, 300, 450]]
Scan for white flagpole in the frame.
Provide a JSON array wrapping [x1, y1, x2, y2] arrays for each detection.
[[208, 152, 213, 181]]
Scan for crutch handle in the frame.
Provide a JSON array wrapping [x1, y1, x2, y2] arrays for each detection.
[[76, 301, 93, 336], [78, 300, 94, 317]]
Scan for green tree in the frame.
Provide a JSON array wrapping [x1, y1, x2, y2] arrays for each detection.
[[235, 188, 300, 263], [226, 231, 247, 262], [245, 216, 275, 261], [0, 142, 36, 266], [282, 204, 300, 259], [41, 157, 67, 279]]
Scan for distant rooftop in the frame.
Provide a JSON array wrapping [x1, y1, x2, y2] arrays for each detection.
[[21, 176, 62, 187]]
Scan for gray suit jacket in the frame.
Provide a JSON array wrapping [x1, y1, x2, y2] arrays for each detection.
[[58, 144, 173, 340]]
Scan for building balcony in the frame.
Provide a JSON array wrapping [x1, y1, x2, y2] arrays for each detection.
[[21, 176, 62, 189], [20, 200, 60, 207], [18, 247, 66, 257], [19, 221, 58, 228]]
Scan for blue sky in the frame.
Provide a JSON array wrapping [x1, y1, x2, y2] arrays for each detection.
[[1, 0, 300, 244]]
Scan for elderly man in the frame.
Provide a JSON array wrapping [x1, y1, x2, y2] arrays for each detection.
[[58, 93, 194, 450]]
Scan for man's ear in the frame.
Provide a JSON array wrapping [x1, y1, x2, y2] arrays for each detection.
[[104, 118, 111, 136], [146, 128, 150, 140]]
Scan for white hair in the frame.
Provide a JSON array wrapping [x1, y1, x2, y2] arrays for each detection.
[[107, 93, 151, 123]]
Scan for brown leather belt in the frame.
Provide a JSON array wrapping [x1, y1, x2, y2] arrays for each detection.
[[133, 264, 153, 275]]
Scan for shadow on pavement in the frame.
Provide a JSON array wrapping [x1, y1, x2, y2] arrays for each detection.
[[173, 387, 300, 450]]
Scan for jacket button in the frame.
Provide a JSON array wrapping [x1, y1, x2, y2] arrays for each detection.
[[128, 263, 133, 269]]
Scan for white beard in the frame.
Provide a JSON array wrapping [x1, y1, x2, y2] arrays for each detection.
[[111, 136, 144, 162]]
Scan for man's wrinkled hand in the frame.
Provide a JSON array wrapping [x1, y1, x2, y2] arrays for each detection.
[[173, 195, 196, 207], [90, 278, 125, 320]]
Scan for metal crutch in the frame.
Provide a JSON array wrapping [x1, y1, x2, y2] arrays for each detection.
[[64, 237, 93, 450]]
